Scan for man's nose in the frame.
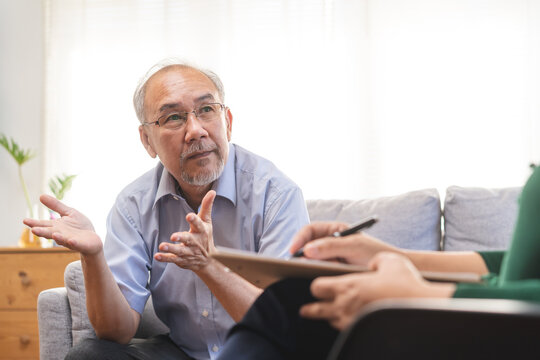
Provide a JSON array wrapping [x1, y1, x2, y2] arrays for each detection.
[[184, 113, 208, 142]]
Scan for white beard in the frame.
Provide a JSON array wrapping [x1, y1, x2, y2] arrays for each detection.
[[181, 156, 224, 186], [179, 141, 225, 186]]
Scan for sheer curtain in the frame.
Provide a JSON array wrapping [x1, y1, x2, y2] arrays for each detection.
[[44, 0, 540, 238]]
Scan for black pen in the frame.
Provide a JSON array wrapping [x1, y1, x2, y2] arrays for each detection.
[[292, 216, 378, 258]]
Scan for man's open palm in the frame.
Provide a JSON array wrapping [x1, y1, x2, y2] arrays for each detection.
[[23, 194, 102, 255]]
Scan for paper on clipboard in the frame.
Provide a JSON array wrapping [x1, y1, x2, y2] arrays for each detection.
[[210, 246, 482, 288]]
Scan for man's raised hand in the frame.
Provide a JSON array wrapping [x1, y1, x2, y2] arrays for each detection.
[[155, 190, 217, 271]]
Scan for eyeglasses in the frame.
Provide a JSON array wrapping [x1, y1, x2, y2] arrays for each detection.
[[143, 103, 226, 130]]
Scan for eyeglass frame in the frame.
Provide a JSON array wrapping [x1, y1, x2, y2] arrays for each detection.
[[142, 102, 226, 128]]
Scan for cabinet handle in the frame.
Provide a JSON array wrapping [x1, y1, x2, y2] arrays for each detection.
[[20, 335, 31, 346], [18, 271, 31, 287]]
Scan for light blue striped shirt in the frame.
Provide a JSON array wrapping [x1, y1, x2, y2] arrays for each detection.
[[104, 143, 309, 359]]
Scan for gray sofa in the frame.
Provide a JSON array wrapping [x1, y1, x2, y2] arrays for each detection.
[[37, 186, 522, 360]]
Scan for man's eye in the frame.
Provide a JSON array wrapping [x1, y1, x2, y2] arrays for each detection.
[[160, 113, 185, 127], [167, 114, 182, 121], [199, 105, 215, 114]]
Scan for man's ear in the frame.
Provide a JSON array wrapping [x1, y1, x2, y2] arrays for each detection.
[[139, 125, 157, 158], [225, 107, 233, 141]]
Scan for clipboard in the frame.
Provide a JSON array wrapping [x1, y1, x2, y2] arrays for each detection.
[[211, 246, 482, 288]]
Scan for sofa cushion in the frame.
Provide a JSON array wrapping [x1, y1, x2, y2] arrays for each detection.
[[306, 189, 442, 250], [443, 186, 521, 251]]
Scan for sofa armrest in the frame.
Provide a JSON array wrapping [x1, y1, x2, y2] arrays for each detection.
[[328, 298, 540, 360], [37, 287, 72, 360], [64, 260, 169, 341]]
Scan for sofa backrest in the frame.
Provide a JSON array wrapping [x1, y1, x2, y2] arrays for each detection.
[[443, 186, 521, 251], [307, 188, 442, 251], [306, 186, 522, 252]]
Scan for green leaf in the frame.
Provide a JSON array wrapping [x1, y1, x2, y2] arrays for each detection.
[[49, 173, 77, 200], [0, 133, 36, 166]]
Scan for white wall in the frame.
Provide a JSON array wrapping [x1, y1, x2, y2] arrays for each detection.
[[0, 0, 44, 247]]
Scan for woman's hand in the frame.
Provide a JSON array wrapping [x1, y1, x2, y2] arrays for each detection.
[[300, 252, 456, 330], [290, 221, 401, 266]]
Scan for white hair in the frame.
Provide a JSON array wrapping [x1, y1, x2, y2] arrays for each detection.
[[133, 58, 225, 124]]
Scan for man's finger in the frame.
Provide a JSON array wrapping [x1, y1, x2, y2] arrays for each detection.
[[40, 194, 72, 216], [154, 252, 179, 263], [30, 226, 55, 239], [186, 213, 206, 234], [169, 233, 202, 250], [160, 241, 186, 254], [23, 218, 53, 228], [198, 190, 216, 223], [51, 232, 72, 248], [170, 231, 183, 242]]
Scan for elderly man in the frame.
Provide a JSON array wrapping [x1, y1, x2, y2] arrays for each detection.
[[25, 60, 309, 360]]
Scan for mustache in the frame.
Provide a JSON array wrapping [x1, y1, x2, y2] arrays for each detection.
[[180, 142, 218, 161]]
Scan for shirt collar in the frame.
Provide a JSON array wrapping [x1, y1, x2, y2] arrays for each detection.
[[213, 143, 237, 206], [153, 143, 237, 207], [154, 164, 178, 207]]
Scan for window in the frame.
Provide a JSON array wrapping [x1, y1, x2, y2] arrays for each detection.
[[45, 0, 540, 238]]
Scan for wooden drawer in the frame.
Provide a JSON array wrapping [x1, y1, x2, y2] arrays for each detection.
[[0, 310, 39, 359], [0, 248, 80, 309], [0, 247, 80, 359]]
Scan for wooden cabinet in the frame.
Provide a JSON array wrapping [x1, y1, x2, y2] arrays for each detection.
[[0, 247, 79, 360]]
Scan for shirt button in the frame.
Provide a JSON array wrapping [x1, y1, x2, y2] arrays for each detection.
[[202, 310, 209, 317], [212, 345, 219, 352]]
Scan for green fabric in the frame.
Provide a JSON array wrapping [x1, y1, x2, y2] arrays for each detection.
[[477, 251, 506, 275], [456, 279, 540, 301], [454, 166, 540, 301]]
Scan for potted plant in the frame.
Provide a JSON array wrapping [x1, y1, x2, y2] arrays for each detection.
[[0, 133, 41, 247], [1, 133, 78, 247]]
